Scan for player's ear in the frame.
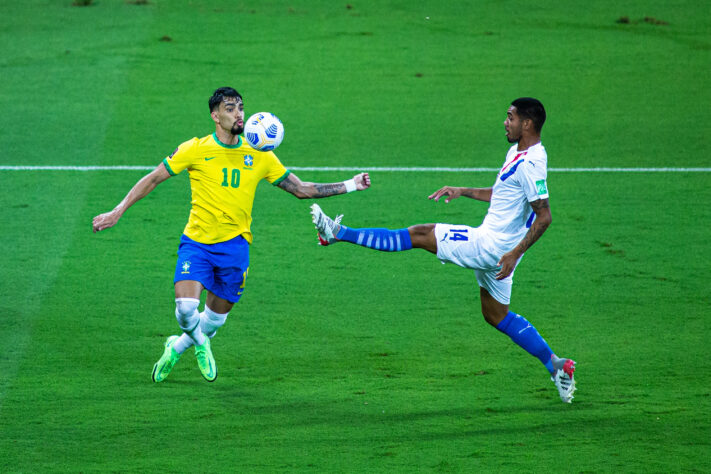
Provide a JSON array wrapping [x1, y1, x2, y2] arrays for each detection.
[[210, 110, 219, 124], [522, 118, 533, 131]]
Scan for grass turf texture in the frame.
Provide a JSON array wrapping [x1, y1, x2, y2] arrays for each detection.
[[1, 0, 710, 472]]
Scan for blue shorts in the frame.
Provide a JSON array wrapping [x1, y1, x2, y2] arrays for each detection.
[[174, 234, 250, 303]]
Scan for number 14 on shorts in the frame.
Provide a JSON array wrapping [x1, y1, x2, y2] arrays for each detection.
[[441, 229, 469, 242]]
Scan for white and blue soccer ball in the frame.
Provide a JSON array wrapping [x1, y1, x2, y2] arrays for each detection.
[[244, 112, 284, 151]]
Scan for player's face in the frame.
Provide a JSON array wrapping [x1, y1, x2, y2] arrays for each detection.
[[216, 98, 244, 135], [504, 106, 523, 143]]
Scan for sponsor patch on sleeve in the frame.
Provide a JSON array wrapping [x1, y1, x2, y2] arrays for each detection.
[[536, 179, 548, 195]]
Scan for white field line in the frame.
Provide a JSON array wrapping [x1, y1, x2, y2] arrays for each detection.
[[1, 165, 710, 172]]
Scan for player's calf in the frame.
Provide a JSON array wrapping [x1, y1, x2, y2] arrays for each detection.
[[496, 311, 555, 373], [200, 306, 228, 338]]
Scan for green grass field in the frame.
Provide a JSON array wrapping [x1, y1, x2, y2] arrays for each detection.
[[2, 1, 710, 472]]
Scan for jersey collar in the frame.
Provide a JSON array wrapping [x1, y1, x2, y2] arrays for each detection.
[[212, 133, 242, 149]]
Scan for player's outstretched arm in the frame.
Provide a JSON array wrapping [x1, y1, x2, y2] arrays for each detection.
[[429, 186, 492, 203], [277, 172, 370, 199], [495, 198, 552, 280], [92, 163, 171, 233]]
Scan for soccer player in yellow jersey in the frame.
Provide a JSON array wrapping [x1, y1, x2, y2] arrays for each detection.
[[92, 87, 370, 383]]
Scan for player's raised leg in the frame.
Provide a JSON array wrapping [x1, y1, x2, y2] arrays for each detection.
[[310, 204, 438, 253]]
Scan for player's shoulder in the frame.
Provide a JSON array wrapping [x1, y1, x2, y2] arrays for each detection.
[[172, 136, 202, 153], [516, 143, 545, 180], [526, 142, 547, 159], [524, 143, 547, 166]]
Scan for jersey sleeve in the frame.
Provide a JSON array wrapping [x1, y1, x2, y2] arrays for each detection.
[[162, 138, 200, 176], [520, 159, 549, 202], [262, 151, 290, 185]]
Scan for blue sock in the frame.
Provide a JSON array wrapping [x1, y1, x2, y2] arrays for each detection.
[[336, 226, 412, 252], [496, 311, 555, 373]]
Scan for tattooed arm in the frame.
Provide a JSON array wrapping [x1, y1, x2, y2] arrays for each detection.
[[495, 198, 552, 280], [277, 172, 371, 199]]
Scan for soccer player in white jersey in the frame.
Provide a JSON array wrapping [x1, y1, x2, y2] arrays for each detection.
[[310, 98, 577, 403]]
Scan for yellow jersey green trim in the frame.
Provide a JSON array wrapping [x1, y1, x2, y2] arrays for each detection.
[[272, 170, 291, 186], [162, 158, 177, 176], [212, 133, 242, 149]]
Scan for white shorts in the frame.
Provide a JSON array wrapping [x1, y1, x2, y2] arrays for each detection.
[[434, 223, 522, 305]]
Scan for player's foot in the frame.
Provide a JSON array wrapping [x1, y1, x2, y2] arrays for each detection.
[[310, 203, 343, 246], [151, 335, 181, 383], [194, 337, 217, 382], [551, 355, 576, 403]]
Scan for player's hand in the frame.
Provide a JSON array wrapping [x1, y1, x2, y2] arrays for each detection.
[[354, 172, 371, 190], [92, 210, 121, 233], [429, 186, 462, 203], [495, 250, 520, 280]]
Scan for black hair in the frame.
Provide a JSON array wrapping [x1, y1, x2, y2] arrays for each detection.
[[209, 87, 242, 112], [511, 97, 546, 133]]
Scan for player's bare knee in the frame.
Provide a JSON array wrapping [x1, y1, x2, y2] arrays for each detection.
[[481, 305, 509, 327], [408, 224, 435, 237], [481, 310, 499, 327], [408, 224, 437, 252]]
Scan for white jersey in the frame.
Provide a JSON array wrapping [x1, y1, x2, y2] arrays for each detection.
[[480, 142, 549, 250]]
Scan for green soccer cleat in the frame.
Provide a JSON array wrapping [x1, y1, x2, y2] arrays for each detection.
[[152, 335, 181, 383], [194, 337, 217, 382]]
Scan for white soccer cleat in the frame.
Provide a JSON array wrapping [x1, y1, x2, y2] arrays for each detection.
[[552, 357, 576, 403], [310, 203, 343, 246]]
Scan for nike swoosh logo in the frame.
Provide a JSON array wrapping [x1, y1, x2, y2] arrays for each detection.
[[205, 157, 216, 161]]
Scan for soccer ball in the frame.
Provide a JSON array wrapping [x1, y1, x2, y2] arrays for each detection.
[[244, 112, 285, 151]]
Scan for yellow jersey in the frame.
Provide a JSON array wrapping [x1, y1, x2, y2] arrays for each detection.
[[162, 133, 289, 244]]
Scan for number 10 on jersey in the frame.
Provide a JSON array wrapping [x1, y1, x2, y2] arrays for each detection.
[[221, 168, 240, 188]]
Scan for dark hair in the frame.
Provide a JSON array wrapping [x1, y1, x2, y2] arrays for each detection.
[[209, 87, 242, 112], [511, 97, 546, 133]]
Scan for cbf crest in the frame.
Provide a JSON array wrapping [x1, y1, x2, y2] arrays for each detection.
[[243, 155, 254, 168], [181, 260, 191, 274]]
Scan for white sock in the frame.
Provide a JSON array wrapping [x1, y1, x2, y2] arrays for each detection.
[[172, 306, 229, 354], [175, 297, 206, 347], [173, 333, 194, 354], [200, 307, 229, 338]]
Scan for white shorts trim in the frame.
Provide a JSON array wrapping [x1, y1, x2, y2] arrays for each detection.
[[434, 223, 521, 305]]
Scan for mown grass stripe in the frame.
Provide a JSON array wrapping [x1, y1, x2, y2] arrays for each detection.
[[2, 165, 710, 172]]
